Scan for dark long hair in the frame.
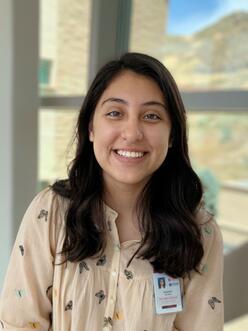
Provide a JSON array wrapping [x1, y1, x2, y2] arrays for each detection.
[[52, 52, 204, 278]]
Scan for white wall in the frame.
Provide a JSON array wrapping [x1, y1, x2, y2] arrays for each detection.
[[0, 0, 39, 289]]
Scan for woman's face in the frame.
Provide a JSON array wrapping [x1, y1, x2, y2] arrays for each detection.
[[89, 70, 172, 191], [159, 278, 165, 287]]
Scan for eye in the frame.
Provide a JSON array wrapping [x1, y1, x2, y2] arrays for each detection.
[[143, 113, 161, 121], [106, 110, 122, 118]]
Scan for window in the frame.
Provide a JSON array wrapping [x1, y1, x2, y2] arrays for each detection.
[[39, 0, 91, 186], [39, 0, 91, 96], [130, 0, 248, 91], [188, 112, 248, 253], [129, 0, 248, 247], [39, 59, 52, 86], [38, 108, 78, 188]]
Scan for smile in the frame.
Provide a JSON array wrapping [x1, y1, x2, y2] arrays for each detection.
[[114, 150, 146, 158]]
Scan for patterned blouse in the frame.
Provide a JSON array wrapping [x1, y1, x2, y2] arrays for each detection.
[[0, 188, 224, 330]]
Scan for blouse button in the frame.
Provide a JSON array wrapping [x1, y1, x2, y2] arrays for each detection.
[[114, 244, 120, 251], [112, 270, 117, 276]]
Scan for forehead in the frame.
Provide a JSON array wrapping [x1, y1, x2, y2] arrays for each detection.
[[98, 70, 165, 104]]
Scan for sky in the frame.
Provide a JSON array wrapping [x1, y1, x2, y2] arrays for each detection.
[[167, 0, 248, 35]]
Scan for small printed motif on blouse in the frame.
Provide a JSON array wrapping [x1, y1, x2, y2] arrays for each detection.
[[19, 245, 24, 256], [103, 316, 113, 327], [65, 300, 73, 311], [95, 290, 105, 304], [79, 261, 89, 273], [208, 297, 222, 310], [14, 289, 26, 298], [28, 322, 41, 329], [124, 269, 133, 280], [96, 255, 107, 266], [203, 224, 213, 236], [37, 209, 48, 222]]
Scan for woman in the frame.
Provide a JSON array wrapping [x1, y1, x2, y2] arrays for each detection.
[[0, 53, 223, 330], [158, 277, 166, 289]]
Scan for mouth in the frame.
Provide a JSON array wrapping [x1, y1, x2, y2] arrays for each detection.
[[114, 149, 147, 159]]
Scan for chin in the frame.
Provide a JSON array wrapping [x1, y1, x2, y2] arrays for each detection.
[[117, 175, 150, 187]]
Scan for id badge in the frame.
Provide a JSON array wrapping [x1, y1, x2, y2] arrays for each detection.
[[152, 273, 183, 314]]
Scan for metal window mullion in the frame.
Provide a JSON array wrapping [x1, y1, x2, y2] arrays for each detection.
[[182, 90, 248, 112], [88, 0, 132, 85], [40, 96, 84, 109], [40, 89, 248, 111]]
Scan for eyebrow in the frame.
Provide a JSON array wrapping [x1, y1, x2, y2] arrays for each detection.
[[101, 97, 166, 110]]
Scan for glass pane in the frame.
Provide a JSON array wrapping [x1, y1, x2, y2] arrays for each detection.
[[39, 59, 52, 85], [39, 0, 91, 96], [129, 0, 248, 90], [38, 108, 79, 188], [224, 315, 248, 330], [188, 112, 248, 252]]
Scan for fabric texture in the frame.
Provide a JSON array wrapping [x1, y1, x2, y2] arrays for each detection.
[[0, 188, 224, 330]]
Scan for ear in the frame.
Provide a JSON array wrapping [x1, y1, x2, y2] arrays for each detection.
[[168, 135, 173, 148], [88, 121, 94, 142]]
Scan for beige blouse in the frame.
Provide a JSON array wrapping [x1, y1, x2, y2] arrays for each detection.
[[0, 188, 224, 331]]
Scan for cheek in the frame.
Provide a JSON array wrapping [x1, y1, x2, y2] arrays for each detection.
[[148, 129, 171, 149], [149, 131, 171, 165], [92, 124, 119, 150]]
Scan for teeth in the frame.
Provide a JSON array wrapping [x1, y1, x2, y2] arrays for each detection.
[[116, 150, 145, 158]]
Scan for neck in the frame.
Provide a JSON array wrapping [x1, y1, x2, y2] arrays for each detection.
[[104, 183, 145, 243], [103, 181, 145, 218], [103, 180, 148, 243]]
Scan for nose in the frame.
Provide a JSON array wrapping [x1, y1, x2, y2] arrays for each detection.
[[121, 118, 143, 142]]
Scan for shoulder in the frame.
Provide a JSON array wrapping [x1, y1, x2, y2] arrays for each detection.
[[195, 205, 223, 260], [27, 186, 69, 216], [18, 187, 70, 256], [20, 186, 70, 233], [195, 205, 222, 237]]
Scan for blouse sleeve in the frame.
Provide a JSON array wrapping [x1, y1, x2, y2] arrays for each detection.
[[174, 213, 224, 331], [0, 188, 63, 331]]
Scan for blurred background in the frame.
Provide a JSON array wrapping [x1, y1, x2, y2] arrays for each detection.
[[0, 1, 247, 329]]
